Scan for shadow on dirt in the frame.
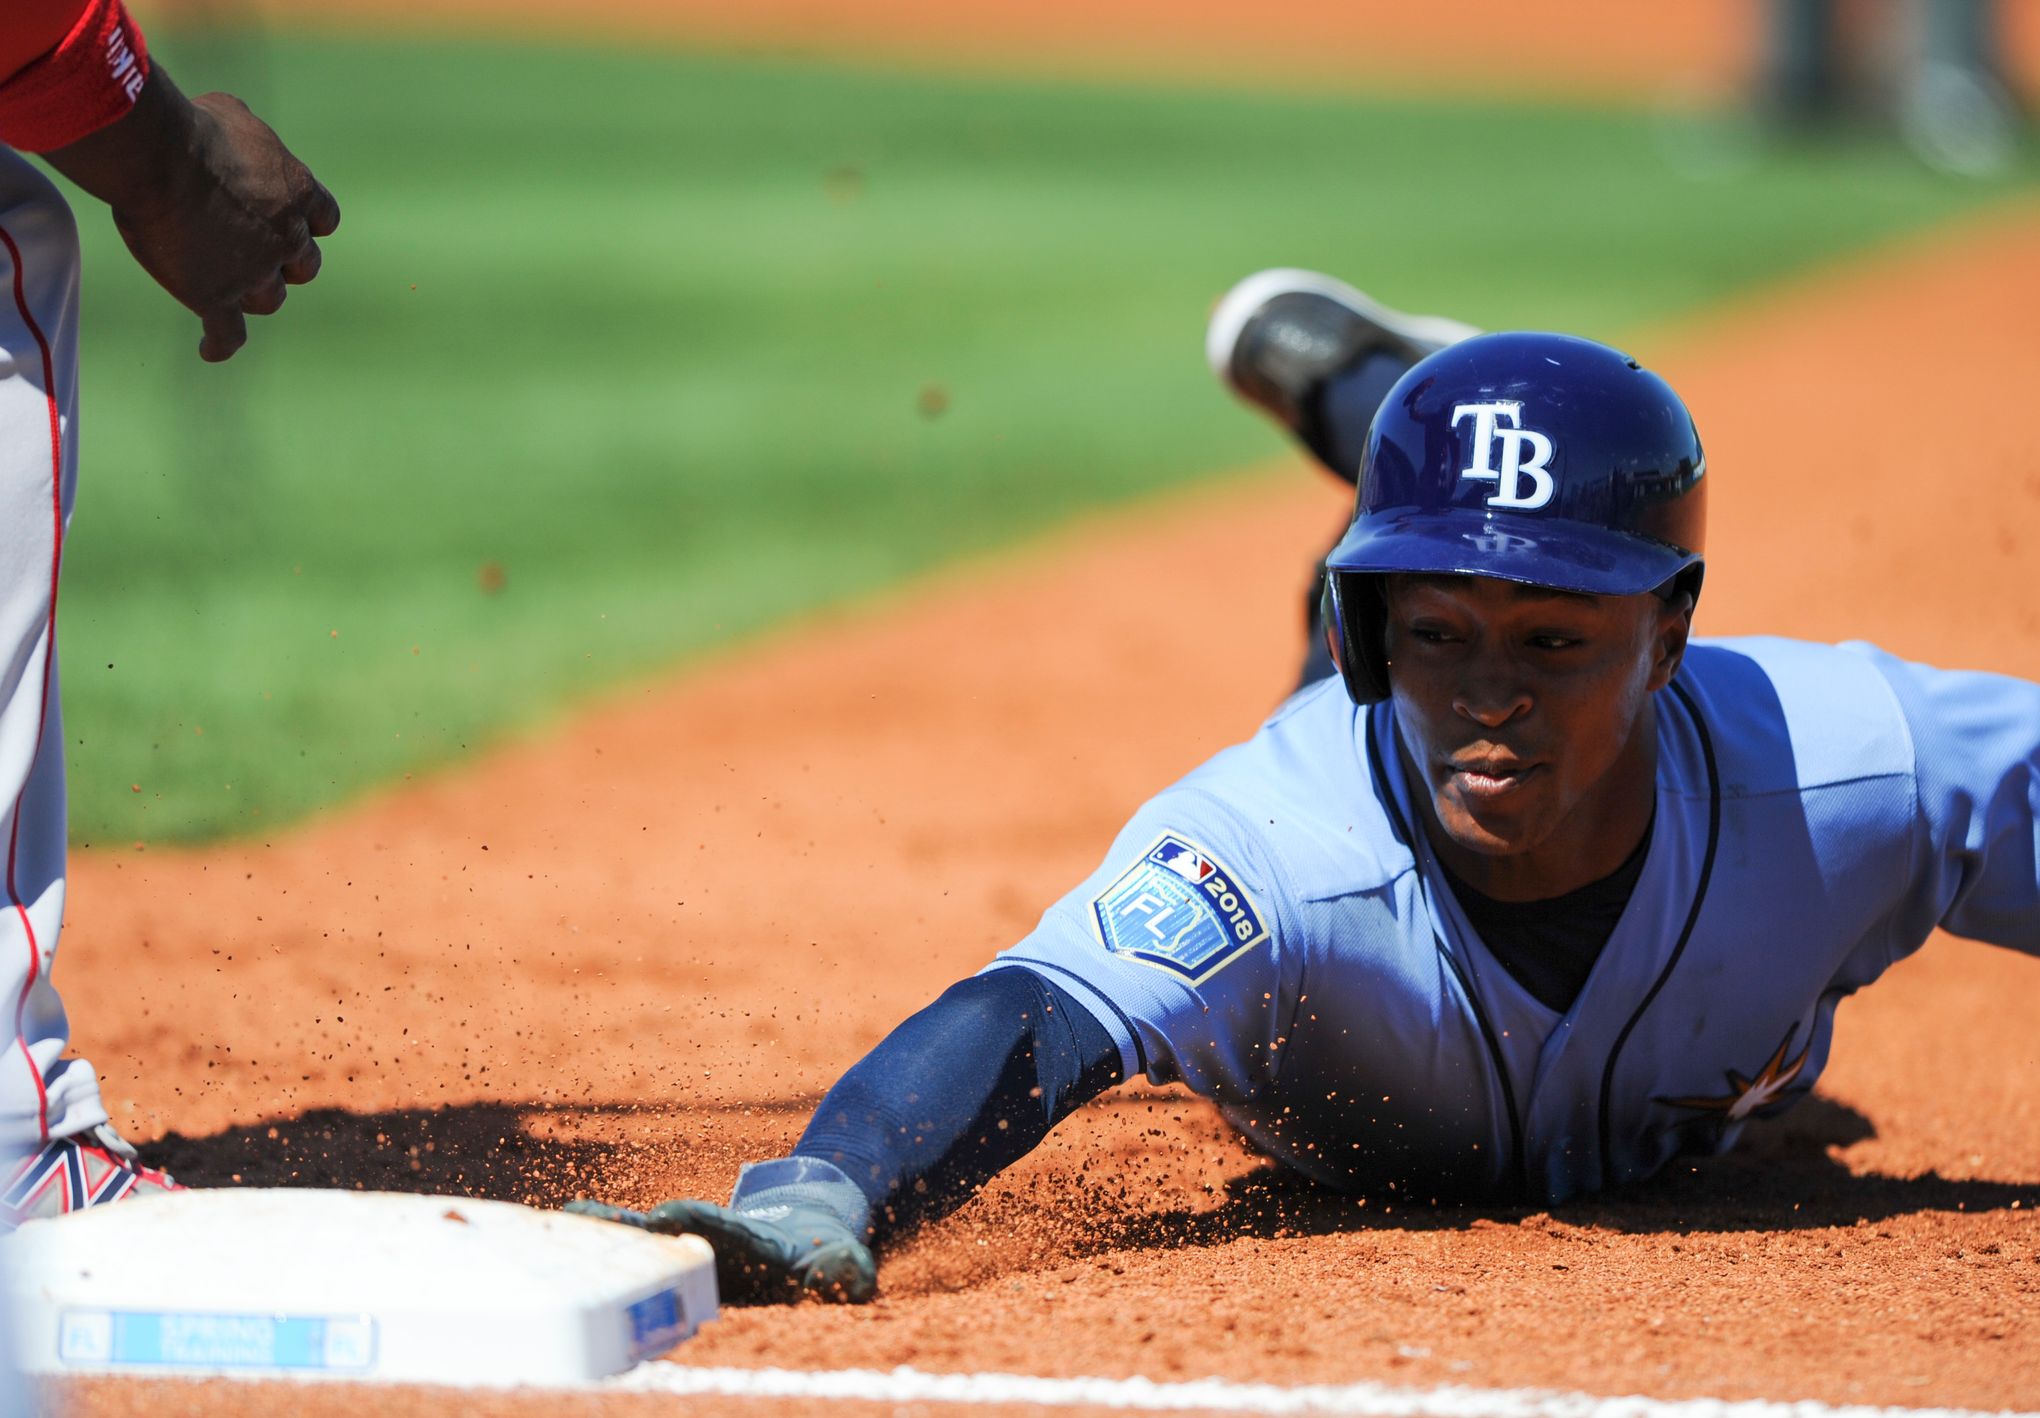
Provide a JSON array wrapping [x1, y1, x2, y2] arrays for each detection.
[[1554, 1094, 2032, 1234], [142, 1094, 2036, 1256], [1076, 1096, 2039, 1253], [144, 1097, 816, 1209]]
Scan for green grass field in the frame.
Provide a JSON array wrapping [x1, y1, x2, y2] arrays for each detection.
[[51, 28, 2039, 843]]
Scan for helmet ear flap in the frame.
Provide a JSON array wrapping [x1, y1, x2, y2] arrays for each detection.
[[1669, 562, 1705, 609], [1322, 571, 1391, 705]]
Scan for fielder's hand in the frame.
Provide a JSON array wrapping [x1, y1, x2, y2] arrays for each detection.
[[567, 1196, 877, 1304], [45, 64, 340, 362]]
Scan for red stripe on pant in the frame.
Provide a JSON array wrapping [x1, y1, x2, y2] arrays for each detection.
[[0, 221, 64, 1144]]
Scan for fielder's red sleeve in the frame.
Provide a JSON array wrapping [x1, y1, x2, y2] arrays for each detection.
[[0, 0, 91, 84], [0, 0, 150, 153]]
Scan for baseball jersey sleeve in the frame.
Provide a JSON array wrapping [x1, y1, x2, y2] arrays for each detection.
[[986, 788, 1303, 1108], [0, 0, 149, 153], [1, 1, 87, 86], [1861, 646, 2040, 953]]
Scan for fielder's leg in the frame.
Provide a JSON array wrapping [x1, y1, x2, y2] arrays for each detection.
[[0, 151, 126, 1208], [1899, 0, 2018, 176], [1761, 0, 1842, 126]]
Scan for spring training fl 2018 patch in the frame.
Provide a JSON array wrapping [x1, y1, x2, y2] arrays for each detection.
[[1091, 833, 1268, 984]]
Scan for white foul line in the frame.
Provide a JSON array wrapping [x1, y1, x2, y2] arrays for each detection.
[[605, 1365, 2039, 1418]]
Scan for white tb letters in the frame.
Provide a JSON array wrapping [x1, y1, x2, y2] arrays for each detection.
[[1452, 401, 1556, 510]]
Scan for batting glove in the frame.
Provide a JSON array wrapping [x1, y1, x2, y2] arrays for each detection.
[[567, 1156, 877, 1304]]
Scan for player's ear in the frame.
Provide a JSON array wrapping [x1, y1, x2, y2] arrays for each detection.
[[1645, 592, 1694, 692]]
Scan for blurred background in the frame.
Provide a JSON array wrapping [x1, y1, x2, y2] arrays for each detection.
[[47, 0, 2039, 844]]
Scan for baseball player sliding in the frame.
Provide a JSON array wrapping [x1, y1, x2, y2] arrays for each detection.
[[576, 269, 2040, 1302], [0, 0, 338, 1220]]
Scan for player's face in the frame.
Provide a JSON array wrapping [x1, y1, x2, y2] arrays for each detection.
[[1381, 574, 1690, 901]]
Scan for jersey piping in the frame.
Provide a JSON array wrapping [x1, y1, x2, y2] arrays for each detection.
[[1363, 702, 1527, 1194], [0, 220, 60, 1143], [1594, 678, 1721, 1175]]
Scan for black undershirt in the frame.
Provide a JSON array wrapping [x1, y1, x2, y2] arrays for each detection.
[[1437, 821, 1654, 1013]]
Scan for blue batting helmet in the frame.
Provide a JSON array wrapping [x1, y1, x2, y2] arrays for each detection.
[[1322, 331, 1706, 704]]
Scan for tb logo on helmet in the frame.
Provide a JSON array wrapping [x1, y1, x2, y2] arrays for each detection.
[[1452, 401, 1556, 511]]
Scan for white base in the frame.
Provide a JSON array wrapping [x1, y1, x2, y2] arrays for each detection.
[[1, 1189, 717, 1386]]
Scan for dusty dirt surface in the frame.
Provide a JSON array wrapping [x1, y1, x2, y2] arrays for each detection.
[[148, 0, 2040, 103], [41, 200, 2040, 1416]]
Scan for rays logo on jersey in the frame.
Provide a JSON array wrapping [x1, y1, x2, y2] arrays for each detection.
[[1090, 833, 1269, 984], [1655, 1024, 1814, 1124]]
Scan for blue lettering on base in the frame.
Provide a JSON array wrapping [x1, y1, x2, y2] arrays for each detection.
[[58, 1310, 377, 1372], [627, 1286, 687, 1360], [1090, 833, 1269, 984]]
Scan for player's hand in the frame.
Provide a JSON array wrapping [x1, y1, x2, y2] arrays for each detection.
[[45, 66, 340, 362], [111, 87, 340, 363], [567, 1196, 877, 1304]]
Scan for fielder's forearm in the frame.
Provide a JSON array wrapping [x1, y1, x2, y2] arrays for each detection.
[[40, 63, 201, 216]]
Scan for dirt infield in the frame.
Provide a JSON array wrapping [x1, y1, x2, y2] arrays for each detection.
[[44, 199, 2040, 1415], [149, 0, 2040, 102]]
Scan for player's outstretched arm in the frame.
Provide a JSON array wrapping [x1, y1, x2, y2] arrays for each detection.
[[39, 63, 339, 362], [571, 967, 1123, 1303]]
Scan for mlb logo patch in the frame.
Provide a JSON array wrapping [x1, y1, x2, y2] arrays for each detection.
[[1152, 839, 1215, 884], [1091, 833, 1270, 984]]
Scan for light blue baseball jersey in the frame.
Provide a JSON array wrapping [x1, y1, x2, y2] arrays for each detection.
[[988, 637, 2040, 1203]]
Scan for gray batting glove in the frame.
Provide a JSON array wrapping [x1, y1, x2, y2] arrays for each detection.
[[567, 1157, 877, 1304]]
